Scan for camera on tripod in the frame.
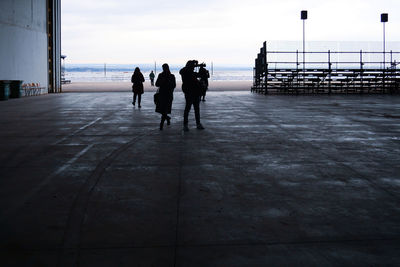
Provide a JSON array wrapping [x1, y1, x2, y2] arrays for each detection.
[[189, 60, 206, 68]]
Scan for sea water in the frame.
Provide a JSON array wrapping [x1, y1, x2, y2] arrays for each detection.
[[64, 65, 253, 82]]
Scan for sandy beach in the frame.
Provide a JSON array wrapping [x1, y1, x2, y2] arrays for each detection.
[[62, 80, 252, 92]]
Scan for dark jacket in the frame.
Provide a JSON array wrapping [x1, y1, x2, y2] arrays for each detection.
[[131, 72, 145, 94], [198, 67, 210, 87], [155, 72, 176, 114], [179, 66, 201, 97]]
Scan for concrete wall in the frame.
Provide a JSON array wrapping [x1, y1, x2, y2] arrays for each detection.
[[0, 0, 48, 90]]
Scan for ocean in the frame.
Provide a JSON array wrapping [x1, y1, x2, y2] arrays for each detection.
[[63, 65, 253, 82]]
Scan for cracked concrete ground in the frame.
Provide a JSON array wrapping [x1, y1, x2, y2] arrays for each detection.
[[0, 91, 399, 266]]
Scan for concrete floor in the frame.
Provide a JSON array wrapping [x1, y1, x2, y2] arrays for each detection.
[[0, 91, 399, 266]]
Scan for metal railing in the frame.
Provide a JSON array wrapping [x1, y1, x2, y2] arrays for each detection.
[[251, 42, 400, 94]]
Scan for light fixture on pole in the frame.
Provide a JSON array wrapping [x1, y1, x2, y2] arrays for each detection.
[[301, 10, 308, 74], [381, 13, 388, 69]]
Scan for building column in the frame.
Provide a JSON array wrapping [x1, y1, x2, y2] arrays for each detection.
[[47, 0, 61, 93]]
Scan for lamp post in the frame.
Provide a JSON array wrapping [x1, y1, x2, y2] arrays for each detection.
[[381, 13, 388, 69], [301, 10, 308, 73]]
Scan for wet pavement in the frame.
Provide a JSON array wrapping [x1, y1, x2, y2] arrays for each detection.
[[0, 91, 399, 266]]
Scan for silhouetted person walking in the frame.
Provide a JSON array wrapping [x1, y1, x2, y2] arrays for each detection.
[[149, 70, 155, 86], [156, 64, 176, 130], [131, 67, 145, 108], [198, 65, 210, 101], [180, 60, 204, 132]]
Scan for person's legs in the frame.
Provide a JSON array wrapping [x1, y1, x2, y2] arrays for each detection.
[[193, 98, 201, 125], [160, 114, 166, 130], [183, 95, 192, 126], [133, 93, 137, 105], [138, 94, 142, 108], [167, 96, 172, 124], [183, 95, 193, 131], [193, 98, 204, 129]]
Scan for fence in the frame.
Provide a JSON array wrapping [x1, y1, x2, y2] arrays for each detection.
[[251, 41, 400, 94]]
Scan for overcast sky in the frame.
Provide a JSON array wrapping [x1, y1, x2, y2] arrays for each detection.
[[62, 0, 399, 65]]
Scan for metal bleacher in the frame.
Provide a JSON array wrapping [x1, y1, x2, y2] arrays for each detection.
[[251, 41, 400, 94]]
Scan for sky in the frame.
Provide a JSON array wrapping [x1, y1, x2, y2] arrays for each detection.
[[61, 0, 400, 66]]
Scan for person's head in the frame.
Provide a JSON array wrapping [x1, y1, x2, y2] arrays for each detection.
[[185, 60, 195, 71], [162, 63, 170, 74], [151, 70, 153, 73], [134, 67, 140, 74]]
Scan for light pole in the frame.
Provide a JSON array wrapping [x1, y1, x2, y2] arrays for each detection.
[[381, 13, 388, 69], [301, 10, 308, 74]]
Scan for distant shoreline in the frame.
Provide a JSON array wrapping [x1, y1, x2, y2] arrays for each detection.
[[62, 80, 253, 92]]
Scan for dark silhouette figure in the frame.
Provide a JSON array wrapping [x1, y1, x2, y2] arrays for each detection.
[[155, 64, 176, 130], [131, 67, 145, 108], [198, 65, 210, 101], [149, 70, 155, 86], [180, 60, 204, 132]]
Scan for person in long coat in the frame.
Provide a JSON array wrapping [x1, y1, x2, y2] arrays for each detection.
[[131, 67, 145, 108], [155, 63, 176, 130]]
